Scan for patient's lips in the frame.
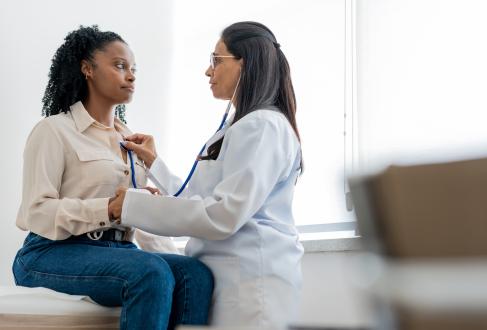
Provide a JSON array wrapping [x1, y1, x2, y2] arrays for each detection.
[[122, 85, 135, 93]]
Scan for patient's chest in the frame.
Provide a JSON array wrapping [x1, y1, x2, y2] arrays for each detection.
[[59, 125, 147, 198]]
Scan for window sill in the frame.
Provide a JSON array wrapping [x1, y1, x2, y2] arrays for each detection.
[[174, 233, 362, 254], [300, 234, 362, 253]]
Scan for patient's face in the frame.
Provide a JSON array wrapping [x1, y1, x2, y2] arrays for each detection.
[[88, 41, 136, 105]]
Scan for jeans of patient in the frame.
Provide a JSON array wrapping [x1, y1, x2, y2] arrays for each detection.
[[12, 232, 214, 330]]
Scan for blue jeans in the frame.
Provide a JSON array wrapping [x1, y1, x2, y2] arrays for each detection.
[[12, 232, 214, 330]]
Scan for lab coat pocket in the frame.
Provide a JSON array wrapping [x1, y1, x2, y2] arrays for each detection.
[[200, 256, 240, 324], [75, 150, 116, 186]]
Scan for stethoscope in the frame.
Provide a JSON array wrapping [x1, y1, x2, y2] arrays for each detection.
[[119, 106, 229, 194], [119, 75, 240, 195], [120, 142, 138, 189]]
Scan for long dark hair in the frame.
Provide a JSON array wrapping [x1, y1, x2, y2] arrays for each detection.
[[42, 25, 127, 122], [201, 21, 301, 163]]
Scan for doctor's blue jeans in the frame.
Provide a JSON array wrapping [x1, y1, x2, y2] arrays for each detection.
[[12, 232, 214, 330]]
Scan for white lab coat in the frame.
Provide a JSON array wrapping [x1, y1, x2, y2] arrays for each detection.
[[122, 109, 304, 326]]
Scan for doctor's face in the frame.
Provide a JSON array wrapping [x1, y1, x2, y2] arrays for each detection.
[[205, 39, 242, 101]]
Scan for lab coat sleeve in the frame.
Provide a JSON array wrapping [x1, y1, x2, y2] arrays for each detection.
[[147, 157, 184, 196], [121, 115, 290, 240], [16, 120, 111, 240], [134, 228, 181, 254]]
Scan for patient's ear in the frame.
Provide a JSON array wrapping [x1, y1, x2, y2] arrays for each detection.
[[80, 60, 93, 79]]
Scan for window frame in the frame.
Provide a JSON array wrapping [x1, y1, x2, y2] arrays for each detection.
[[296, 0, 358, 235]]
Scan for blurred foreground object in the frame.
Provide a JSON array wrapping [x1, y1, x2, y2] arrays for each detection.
[[350, 157, 487, 330]]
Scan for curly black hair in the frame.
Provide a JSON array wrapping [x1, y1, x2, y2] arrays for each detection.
[[42, 25, 127, 123]]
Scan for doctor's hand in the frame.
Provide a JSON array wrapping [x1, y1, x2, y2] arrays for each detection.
[[108, 187, 127, 221], [123, 133, 157, 168]]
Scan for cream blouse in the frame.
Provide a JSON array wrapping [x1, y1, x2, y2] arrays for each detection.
[[17, 101, 147, 242]]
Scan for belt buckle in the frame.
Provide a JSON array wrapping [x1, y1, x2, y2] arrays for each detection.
[[87, 231, 103, 240]]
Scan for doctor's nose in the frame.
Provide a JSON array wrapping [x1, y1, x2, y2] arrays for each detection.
[[205, 66, 212, 77]]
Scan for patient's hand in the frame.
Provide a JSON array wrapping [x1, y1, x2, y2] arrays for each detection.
[[108, 187, 128, 221], [123, 133, 157, 168]]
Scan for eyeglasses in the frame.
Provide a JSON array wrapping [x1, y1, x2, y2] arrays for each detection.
[[210, 52, 236, 69]]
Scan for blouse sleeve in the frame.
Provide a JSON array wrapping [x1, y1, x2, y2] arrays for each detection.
[[16, 120, 111, 240]]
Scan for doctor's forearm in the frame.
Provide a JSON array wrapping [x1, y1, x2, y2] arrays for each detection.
[[144, 153, 156, 168], [121, 190, 242, 240]]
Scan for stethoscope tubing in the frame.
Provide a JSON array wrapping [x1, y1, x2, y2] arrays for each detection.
[[173, 109, 229, 197]]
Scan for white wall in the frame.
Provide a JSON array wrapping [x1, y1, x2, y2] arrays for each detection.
[[0, 0, 173, 285], [299, 251, 373, 327]]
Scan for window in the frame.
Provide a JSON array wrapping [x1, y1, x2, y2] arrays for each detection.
[[160, 0, 357, 231]]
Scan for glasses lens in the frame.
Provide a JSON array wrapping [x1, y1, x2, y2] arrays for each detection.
[[210, 53, 215, 69]]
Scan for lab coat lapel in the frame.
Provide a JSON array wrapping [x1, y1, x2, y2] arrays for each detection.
[[200, 113, 234, 157]]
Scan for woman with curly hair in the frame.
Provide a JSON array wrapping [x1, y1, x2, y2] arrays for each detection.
[[12, 25, 213, 330]]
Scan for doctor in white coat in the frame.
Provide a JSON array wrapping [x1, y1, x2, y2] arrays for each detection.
[[109, 21, 304, 326]]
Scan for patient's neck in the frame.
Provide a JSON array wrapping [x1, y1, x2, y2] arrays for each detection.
[[82, 97, 115, 128]]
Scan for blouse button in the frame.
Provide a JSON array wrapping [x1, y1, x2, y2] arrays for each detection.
[[99, 221, 106, 226], [124, 170, 130, 176]]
